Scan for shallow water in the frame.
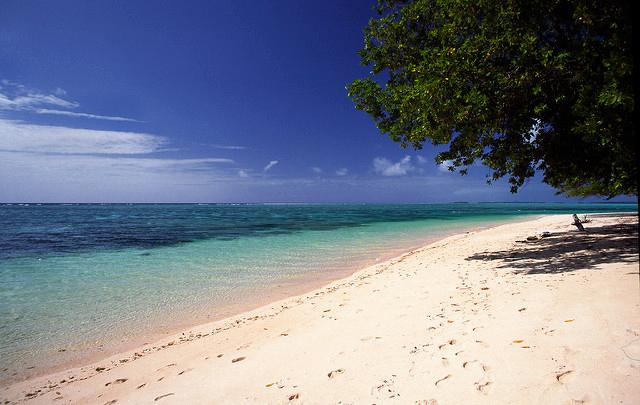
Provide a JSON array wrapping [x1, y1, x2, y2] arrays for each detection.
[[0, 202, 635, 381]]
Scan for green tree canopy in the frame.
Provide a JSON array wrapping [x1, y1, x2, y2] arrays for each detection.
[[348, 0, 635, 197]]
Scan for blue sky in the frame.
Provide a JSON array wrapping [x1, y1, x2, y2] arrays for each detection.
[[0, 1, 633, 203]]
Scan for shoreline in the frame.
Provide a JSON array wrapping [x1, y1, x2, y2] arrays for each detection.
[[2, 213, 638, 404], [1, 215, 538, 386]]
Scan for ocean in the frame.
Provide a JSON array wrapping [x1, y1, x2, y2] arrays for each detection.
[[0, 202, 635, 382]]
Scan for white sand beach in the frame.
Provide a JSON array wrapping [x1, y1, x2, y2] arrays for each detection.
[[2, 213, 638, 404]]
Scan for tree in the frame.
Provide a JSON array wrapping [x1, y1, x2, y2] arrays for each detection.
[[348, 0, 635, 197]]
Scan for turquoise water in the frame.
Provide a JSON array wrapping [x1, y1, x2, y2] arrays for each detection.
[[0, 203, 636, 381]]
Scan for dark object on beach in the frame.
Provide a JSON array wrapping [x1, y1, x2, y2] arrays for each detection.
[[572, 214, 586, 232], [541, 232, 552, 238], [526, 236, 538, 241]]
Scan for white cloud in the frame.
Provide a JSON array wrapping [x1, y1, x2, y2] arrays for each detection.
[[372, 155, 415, 176], [0, 151, 236, 202], [107, 157, 233, 167], [238, 169, 249, 178], [416, 155, 428, 164], [0, 91, 77, 110], [0, 80, 139, 122], [311, 166, 323, 174], [0, 118, 237, 202], [0, 81, 77, 110], [263, 160, 279, 172], [35, 108, 140, 122], [438, 159, 454, 172], [528, 118, 542, 143], [0, 117, 237, 201], [335, 168, 349, 176], [206, 144, 246, 150], [0, 119, 164, 154]]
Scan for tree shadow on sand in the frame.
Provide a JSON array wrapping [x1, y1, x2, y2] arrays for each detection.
[[466, 220, 639, 275]]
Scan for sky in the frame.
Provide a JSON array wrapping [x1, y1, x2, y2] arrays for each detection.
[[0, 1, 634, 203]]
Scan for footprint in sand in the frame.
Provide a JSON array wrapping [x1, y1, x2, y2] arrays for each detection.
[[438, 340, 456, 350], [475, 380, 492, 393], [156, 363, 176, 371], [463, 362, 492, 394], [462, 360, 477, 368], [556, 370, 574, 384], [154, 393, 175, 401], [475, 340, 489, 348], [105, 378, 127, 387], [265, 378, 287, 389], [434, 374, 451, 386], [328, 369, 345, 378], [231, 356, 246, 363], [372, 376, 399, 398], [177, 368, 193, 376]]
